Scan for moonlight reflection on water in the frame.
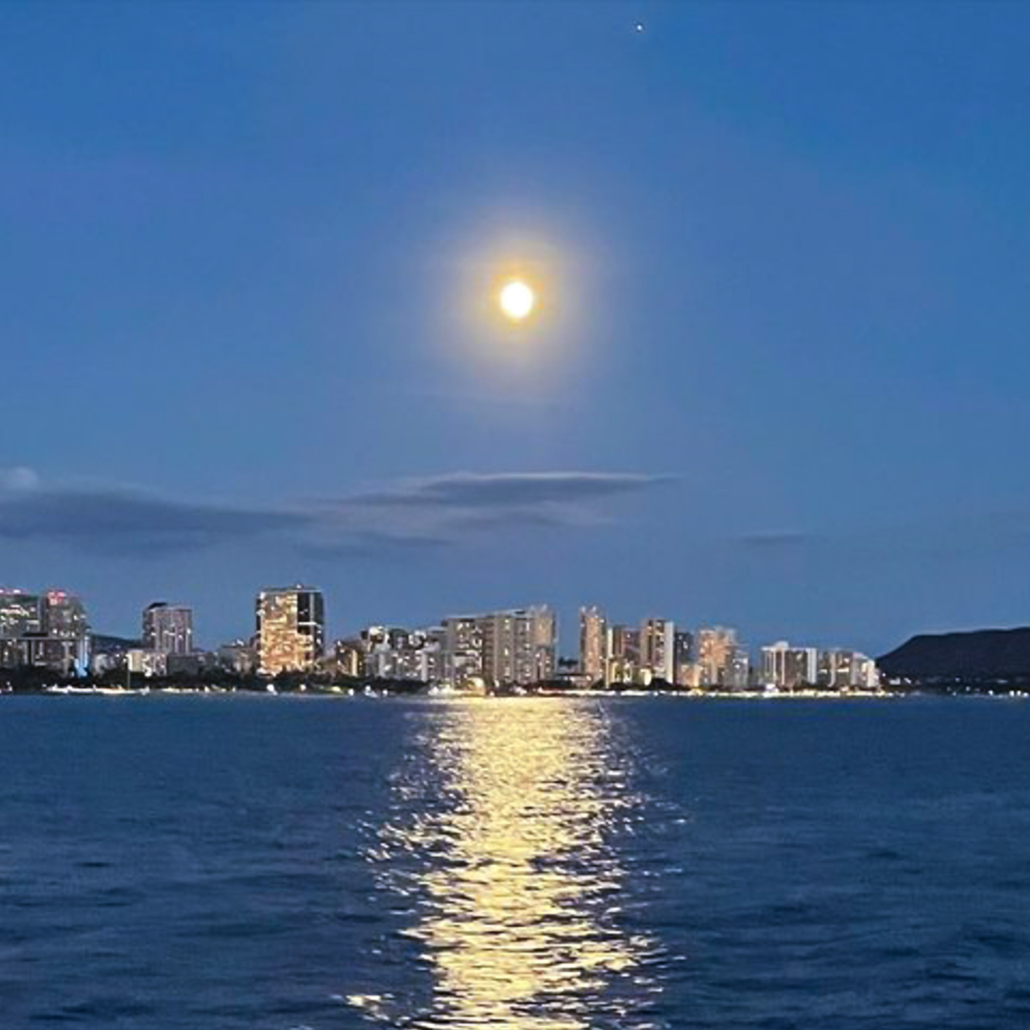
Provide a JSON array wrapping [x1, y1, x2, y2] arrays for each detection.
[[362, 699, 667, 1029]]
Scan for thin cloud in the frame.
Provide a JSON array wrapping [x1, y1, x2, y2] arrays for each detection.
[[0, 467, 669, 556], [0, 479, 303, 555], [0, 466, 40, 492], [359, 471, 673, 508], [728, 512, 1030, 558]]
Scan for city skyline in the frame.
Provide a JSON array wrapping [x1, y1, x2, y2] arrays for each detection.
[[3, 3, 1030, 655], [0, 581, 880, 694], [0, 579, 888, 659]]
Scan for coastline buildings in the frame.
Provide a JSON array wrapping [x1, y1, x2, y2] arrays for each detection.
[[0, 591, 43, 642], [142, 603, 193, 656], [215, 640, 258, 675], [726, 645, 751, 691], [256, 586, 325, 674], [329, 638, 365, 679], [608, 624, 640, 685], [484, 606, 557, 687], [345, 607, 558, 690], [578, 606, 607, 685], [126, 649, 168, 677], [320, 608, 563, 690], [760, 641, 880, 691], [639, 618, 675, 683], [761, 642, 818, 691], [697, 626, 740, 689], [361, 626, 443, 683], [673, 630, 694, 687], [0, 578, 881, 693], [0, 588, 90, 674], [442, 606, 557, 689], [818, 649, 880, 691], [115, 604, 197, 680], [442, 614, 486, 686]]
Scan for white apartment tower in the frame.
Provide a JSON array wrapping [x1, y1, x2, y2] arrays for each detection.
[[639, 618, 676, 683], [579, 606, 608, 684]]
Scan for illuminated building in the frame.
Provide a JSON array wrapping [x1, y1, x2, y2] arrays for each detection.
[[673, 629, 694, 687], [727, 645, 751, 690], [330, 638, 365, 678], [362, 626, 442, 682], [442, 615, 485, 687], [0, 589, 89, 674], [42, 590, 90, 673], [578, 606, 608, 684], [855, 655, 881, 690], [607, 624, 639, 685], [127, 649, 168, 677], [142, 602, 193, 655], [761, 641, 818, 690], [421, 626, 448, 683], [44, 590, 88, 639], [255, 585, 325, 674], [818, 649, 880, 690], [676, 662, 702, 689], [215, 640, 257, 675], [0, 590, 43, 639], [480, 607, 557, 688], [697, 626, 739, 688], [442, 607, 557, 689], [639, 618, 675, 683]]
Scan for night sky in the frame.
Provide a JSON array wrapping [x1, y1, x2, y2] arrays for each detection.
[[3, 1, 1030, 655]]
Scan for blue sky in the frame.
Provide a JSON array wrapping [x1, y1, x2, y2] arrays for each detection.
[[2, 1, 1030, 655]]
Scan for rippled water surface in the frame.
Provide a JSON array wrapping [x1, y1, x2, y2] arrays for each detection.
[[3, 695, 1030, 1028]]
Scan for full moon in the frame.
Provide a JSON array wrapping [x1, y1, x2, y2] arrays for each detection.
[[498, 279, 535, 322]]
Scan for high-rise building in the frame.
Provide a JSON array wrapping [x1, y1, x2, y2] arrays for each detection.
[[761, 641, 818, 690], [330, 638, 365, 679], [42, 590, 90, 674], [142, 602, 194, 655], [817, 649, 880, 691], [639, 618, 675, 683], [362, 626, 442, 682], [855, 655, 880, 691], [0, 589, 89, 674], [442, 606, 556, 689], [442, 615, 485, 687], [481, 606, 557, 688], [727, 646, 752, 691], [256, 586, 325, 674], [697, 626, 739, 688], [43, 590, 89, 639], [480, 611, 519, 686], [673, 630, 694, 687], [0, 590, 43, 639], [578, 606, 608, 684], [608, 624, 640, 684]]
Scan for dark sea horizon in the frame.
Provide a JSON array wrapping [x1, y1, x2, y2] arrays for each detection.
[[3, 694, 1029, 1029]]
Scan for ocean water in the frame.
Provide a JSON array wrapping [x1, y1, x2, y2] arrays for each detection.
[[2, 695, 1030, 1029]]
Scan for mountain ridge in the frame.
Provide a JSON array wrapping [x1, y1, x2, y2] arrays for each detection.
[[878, 627, 1030, 679]]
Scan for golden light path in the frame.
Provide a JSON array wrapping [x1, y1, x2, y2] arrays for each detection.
[[359, 699, 663, 1029]]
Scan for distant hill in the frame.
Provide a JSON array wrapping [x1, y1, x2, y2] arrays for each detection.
[[90, 633, 141, 654], [878, 628, 1030, 679]]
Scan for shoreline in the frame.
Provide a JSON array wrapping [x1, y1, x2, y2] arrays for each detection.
[[1, 686, 1021, 700]]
